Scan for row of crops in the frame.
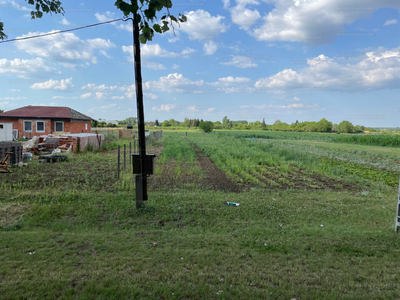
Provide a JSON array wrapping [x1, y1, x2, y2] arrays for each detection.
[[214, 130, 400, 147], [187, 133, 399, 188]]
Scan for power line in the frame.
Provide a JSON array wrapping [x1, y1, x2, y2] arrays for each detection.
[[0, 18, 127, 44]]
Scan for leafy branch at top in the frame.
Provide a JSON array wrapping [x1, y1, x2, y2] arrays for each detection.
[[0, 0, 64, 40], [115, 0, 187, 44]]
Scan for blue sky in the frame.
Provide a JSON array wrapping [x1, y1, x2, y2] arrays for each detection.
[[1, 0, 400, 126]]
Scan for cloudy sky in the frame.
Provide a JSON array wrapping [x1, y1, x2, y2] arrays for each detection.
[[1, 0, 400, 126]]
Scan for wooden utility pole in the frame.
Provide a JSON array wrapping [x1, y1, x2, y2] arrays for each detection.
[[132, 9, 147, 209]]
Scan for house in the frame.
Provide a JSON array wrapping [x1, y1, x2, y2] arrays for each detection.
[[0, 106, 92, 138]]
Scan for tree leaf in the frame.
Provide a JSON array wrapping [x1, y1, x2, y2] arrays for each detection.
[[153, 23, 162, 33]]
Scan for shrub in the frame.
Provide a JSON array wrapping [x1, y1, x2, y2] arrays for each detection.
[[199, 121, 214, 133]]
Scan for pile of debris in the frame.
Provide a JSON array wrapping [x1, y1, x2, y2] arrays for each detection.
[[27, 133, 105, 154]]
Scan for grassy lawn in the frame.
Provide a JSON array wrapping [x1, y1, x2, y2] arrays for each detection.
[[1, 132, 400, 299]]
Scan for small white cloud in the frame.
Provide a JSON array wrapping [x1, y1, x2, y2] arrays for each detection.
[[172, 64, 180, 69], [111, 96, 124, 100], [95, 92, 105, 99], [293, 96, 300, 101], [9, 89, 20, 92], [80, 93, 92, 99], [145, 93, 158, 100], [152, 104, 177, 111], [384, 19, 398, 26], [220, 55, 258, 68], [203, 41, 218, 55], [60, 18, 71, 25], [30, 77, 73, 90]]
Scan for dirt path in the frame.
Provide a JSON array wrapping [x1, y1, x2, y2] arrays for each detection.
[[148, 144, 242, 192]]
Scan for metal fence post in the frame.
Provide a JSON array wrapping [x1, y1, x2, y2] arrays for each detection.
[[129, 142, 132, 169], [124, 144, 126, 171], [134, 140, 136, 153], [117, 145, 120, 179]]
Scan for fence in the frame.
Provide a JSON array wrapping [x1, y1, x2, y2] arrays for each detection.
[[116, 130, 163, 179]]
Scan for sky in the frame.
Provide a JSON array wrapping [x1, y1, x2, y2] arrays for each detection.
[[1, 0, 400, 127]]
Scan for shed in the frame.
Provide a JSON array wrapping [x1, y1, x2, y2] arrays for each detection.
[[0, 123, 13, 142]]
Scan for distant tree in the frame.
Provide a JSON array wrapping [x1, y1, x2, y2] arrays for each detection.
[[155, 119, 160, 126], [162, 120, 170, 127], [332, 123, 338, 132], [364, 127, 377, 132], [243, 124, 251, 130], [0, 109, 4, 114], [262, 118, 266, 128], [338, 120, 354, 133], [199, 121, 214, 133], [273, 119, 281, 126], [316, 118, 333, 132], [91, 120, 98, 127], [222, 116, 228, 124]]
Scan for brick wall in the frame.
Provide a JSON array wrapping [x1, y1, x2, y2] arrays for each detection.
[[57, 120, 91, 134], [0, 118, 91, 138], [0, 119, 52, 138]]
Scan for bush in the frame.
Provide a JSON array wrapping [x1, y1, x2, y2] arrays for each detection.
[[199, 121, 214, 133]]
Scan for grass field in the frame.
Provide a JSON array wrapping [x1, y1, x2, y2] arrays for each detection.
[[1, 131, 400, 299]]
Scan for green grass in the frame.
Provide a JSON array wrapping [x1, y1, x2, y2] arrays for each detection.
[[1, 131, 400, 299], [215, 130, 400, 148], [1, 188, 400, 299]]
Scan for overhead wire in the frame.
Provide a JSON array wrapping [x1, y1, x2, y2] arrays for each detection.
[[0, 17, 129, 44]]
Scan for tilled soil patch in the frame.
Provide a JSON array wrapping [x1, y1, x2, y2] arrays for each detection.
[[256, 166, 361, 191], [148, 145, 242, 192]]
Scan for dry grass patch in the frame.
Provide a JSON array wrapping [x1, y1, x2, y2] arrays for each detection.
[[0, 203, 29, 227]]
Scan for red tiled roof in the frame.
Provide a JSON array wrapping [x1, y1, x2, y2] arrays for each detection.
[[0, 106, 92, 120]]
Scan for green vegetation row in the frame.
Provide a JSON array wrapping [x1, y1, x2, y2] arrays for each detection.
[[158, 134, 196, 164], [215, 130, 400, 148], [187, 133, 398, 188]]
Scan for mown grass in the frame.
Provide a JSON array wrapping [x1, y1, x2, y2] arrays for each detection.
[[1, 131, 400, 299]]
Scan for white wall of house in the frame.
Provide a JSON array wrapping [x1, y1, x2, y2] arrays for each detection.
[[0, 123, 14, 141]]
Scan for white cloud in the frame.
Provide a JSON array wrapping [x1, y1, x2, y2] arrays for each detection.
[[224, 0, 261, 30], [95, 92, 105, 99], [203, 41, 218, 55], [0, 0, 29, 11], [145, 93, 158, 100], [52, 96, 65, 99], [60, 18, 71, 25], [15, 31, 116, 67], [95, 11, 132, 31], [255, 48, 400, 93], [144, 73, 204, 93], [81, 83, 117, 91], [172, 64, 180, 69], [248, 0, 400, 45], [173, 10, 227, 40], [0, 58, 56, 78], [80, 93, 92, 99], [0, 96, 27, 100], [384, 19, 398, 26], [9, 89, 20, 92], [152, 104, 177, 112], [218, 76, 251, 83], [280, 103, 320, 109], [144, 61, 166, 70], [122, 44, 195, 61], [220, 55, 258, 68], [293, 96, 300, 101], [30, 77, 73, 90], [111, 96, 125, 100]]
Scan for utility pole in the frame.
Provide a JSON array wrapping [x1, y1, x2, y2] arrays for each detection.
[[132, 9, 147, 209]]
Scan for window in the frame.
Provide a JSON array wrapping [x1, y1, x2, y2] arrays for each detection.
[[36, 121, 45, 132], [0, 125, 3, 129], [55, 122, 64, 132], [85, 123, 88, 130], [24, 121, 32, 132]]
